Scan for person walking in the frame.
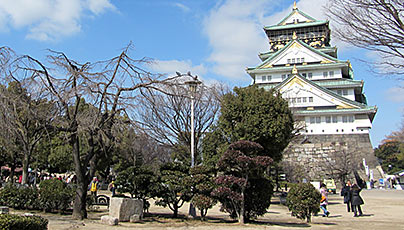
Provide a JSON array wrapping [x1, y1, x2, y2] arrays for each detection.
[[341, 180, 353, 212], [108, 179, 116, 197], [320, 183, 330, 217], [89, 177, 99, 200], [351, 183, 364, 217]]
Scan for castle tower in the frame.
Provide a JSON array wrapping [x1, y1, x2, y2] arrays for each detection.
[[246, 4, 378, 182]]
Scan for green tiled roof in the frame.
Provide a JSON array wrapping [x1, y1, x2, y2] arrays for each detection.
[[247, 62, 348, 73], [274, 74, 369, 109], [276, 8, 317, 26], [294, 107, 377, 115], [257, 78, 363, 90], [316, 79, 363, 88], [248, 38, 346, 72], [264, 20, 328, 31]]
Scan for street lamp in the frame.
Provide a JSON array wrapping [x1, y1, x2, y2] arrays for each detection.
[[185, 74, 201, 218], [185, 76, 201, 168]]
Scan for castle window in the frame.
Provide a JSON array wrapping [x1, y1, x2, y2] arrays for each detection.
[[329, 71, 334, 77], [309, 97, 313, 102], [297, 97, 302, 103], [332, 116, 338, 123], [291, 58, 295, 64], [268, 75, 272, 81], [282, 74, 286, 80], [297, 58, 301, 63], [326, 116, 331, 123], [310, 117, 315, 123], [349, 116, 354, 123], [308, 73, 313, 79], [262, 76, 266, 81], [315, 117, 321, 123], [323, 71, 328, 78], [342, 116, 348, 123], [301, 57, 305, 63], [302, 97, 307, 103], [343, 89, 348, 96], [287, 59, 291, 64], [337, 90, 342, 95], [341, 129, 344, 132], [302, 73, 307, 78]]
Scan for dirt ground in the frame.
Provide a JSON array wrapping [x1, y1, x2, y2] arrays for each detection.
[[10, 189, 404, 229]]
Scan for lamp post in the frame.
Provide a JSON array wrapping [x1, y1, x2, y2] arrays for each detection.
[[185, 75, 201, 218], [185, 76, 201, 168]]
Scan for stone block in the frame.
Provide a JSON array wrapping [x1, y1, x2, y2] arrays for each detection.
[[130, 214, 142, 223], [109, 197, 143, 222], [0, 206, 9, 214], [101, 215, 118, 226]]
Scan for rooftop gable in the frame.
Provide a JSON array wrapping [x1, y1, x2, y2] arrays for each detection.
[[277, 3, 317, 26], [275, 70, 368, 110], [252, 37, 343, 70]]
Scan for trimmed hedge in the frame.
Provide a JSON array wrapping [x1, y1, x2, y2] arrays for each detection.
[[38, 179, 74, 212], [286, 183, 321, 223], [0, 184, 39, 210], [0, 180, 74, 213], [0, 214, 48, 230]]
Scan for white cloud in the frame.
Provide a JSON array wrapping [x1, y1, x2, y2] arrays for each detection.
[[0, 0, 116, 41], [87, 0, 116, 15], [202, 0, 358, 80], [386, 82, 404, 103], [173, 3, 190, 13], [203, 0, 272, 80], [149, 59, 207, 79]]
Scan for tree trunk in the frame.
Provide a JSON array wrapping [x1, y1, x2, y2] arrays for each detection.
[[21, 152, 30, 185], [71, 132, 88, 220], [9, 165, 15, 184], [173, 202, 178, 218], [72, 182, 88, 220], [306, 214, 311, 223], [239, 192, 245, 224]]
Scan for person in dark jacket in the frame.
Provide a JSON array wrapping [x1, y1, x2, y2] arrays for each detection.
[[340, 180, 353, 212], [351, 184, 364, 217]]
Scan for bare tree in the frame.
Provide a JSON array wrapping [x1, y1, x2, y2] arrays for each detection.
[[16, 45, 187, 220], [325, 0, 404, 75], [135, 79, 223, 164], [323, 148, 363, 186], [0, 47, 55, 185]]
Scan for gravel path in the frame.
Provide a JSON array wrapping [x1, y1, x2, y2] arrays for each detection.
[[11, 189, 404, 229]]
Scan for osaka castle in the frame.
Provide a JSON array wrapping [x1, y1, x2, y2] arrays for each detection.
[[246, 3, 379, 180]]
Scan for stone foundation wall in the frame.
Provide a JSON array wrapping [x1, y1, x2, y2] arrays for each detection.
[[282, 134, 378, 182]]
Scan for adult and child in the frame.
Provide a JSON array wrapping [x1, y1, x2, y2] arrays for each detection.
[[341, 180, 365, 217]]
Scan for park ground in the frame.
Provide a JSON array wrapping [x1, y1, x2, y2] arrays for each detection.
[[10, 189, 404, 230]]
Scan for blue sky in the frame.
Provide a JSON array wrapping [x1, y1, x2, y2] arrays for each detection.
[[0, 0, 402, 147]]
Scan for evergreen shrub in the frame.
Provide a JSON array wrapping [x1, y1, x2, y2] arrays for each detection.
[[38, 179, 74, 212], [0, 214, 48, 230], [286, 183, 321, 223], [0, 184, 39, 210]]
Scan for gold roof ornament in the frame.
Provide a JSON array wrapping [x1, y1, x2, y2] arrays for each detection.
[[292, 64, 298, 74], [292, 31, 297, 39], [293, 1, 297, 10]]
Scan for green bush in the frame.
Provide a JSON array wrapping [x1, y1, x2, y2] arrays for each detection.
[[286, 183, 321, 223], [38, 179, 75, 212], [0, 214, 48, 230], [0, 184, 40, 210]]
